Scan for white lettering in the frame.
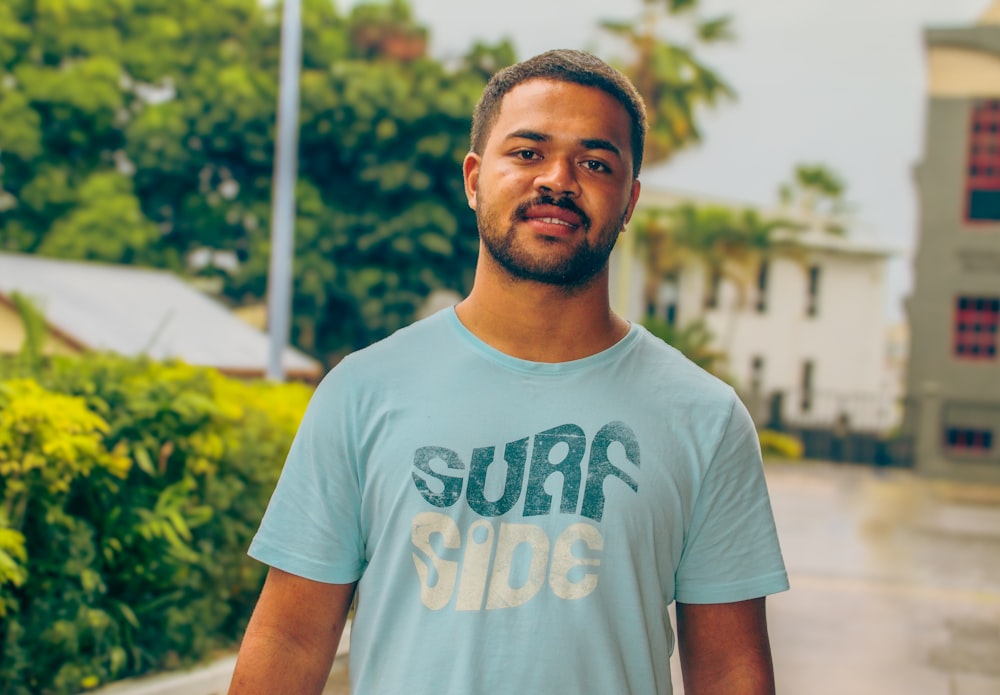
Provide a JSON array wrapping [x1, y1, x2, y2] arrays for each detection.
[[411, 513, 603, 612], [549, 523, 603, 600], [485, 523, 550, 610], [456, 520, 494, 611], [411, 511, 461, 610]]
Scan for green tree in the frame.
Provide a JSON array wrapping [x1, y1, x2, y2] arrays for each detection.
[[0, 0, 271, 259], [123, 0, 494, 358], [37, 172, 162, 264], [601, 0, 736, 167], [1, 0, 504, 361], [224, 62, 485, 359]]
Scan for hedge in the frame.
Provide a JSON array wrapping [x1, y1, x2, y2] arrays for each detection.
[[0, 354, 311, 694]]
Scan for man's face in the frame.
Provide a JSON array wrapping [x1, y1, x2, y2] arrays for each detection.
[[463, 79, 641, 290]]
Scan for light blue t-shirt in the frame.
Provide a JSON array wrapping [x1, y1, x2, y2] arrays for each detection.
[[249, 308, 788, 694]]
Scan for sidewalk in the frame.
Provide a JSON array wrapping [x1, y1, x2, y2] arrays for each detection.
[[89, 627, 350, 695]]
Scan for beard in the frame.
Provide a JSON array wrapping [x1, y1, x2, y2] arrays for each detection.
[[476, 194, 628, 290]]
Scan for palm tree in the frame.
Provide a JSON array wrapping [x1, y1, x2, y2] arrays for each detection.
[[642, 315, 728, 379], [629, 201, 800, 374], [601, 0, 737, 320], [633, 202, 790, 316], [601, 0, 736, 167], [779, 163, 851, 235]]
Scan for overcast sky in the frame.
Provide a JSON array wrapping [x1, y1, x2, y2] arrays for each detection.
[[348, 0, 995, 321]]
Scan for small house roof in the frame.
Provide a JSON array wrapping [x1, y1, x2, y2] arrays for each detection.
[[0, 253, 321, 380]]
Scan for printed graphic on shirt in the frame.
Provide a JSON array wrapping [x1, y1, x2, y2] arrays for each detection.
[[409, 421, 639, 611]]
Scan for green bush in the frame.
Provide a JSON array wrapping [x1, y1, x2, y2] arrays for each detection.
[[0, 354, 311, 694], [758, 429, 804, 460]]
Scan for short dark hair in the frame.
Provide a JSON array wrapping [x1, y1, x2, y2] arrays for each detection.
[[470, 49, 648, 178]]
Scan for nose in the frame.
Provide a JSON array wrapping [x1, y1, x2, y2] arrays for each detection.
[[535, 157, 580, 198]]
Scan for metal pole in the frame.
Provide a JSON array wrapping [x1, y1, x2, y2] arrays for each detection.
[[266, 0, 302, 381]]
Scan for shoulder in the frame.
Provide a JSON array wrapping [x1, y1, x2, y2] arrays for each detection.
[[627, 324, 739, 410], [338, 308, 455, 371], [310, 308, 457, 400]]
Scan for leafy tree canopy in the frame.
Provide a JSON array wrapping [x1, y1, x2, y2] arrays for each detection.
[[2, 0, 740, 362], [0, 0, 513, 361]]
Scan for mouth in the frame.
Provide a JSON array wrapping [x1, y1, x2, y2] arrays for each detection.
[[518, 200, 588, 234], [531, 215, 577, 228]]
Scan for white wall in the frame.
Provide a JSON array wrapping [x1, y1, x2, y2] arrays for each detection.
[[719, 250, 893, 428], [610, 232, 900, 432]]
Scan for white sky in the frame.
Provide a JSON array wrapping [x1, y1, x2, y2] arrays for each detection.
[[347, 0, 996, 322]]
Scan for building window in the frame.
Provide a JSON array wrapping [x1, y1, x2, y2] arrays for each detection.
[[806, 265, 821, 317], [954, 296, 999, 360], [650, 276, 678, 327], [800, 360, 814, 413], [944, 427, 993, 452], [756, 261, 769, 313], [704, 270, 722, 310], [967, 99, 1000, 222], [750, 355, 764, 395]]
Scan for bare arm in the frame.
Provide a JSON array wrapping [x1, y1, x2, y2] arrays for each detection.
[[676, 597, 776, 695], [228, 567, 357, 695]]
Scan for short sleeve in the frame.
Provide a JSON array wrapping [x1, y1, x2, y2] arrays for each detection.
[[674, 397, 789, 604], [248, 365, 366, 584]]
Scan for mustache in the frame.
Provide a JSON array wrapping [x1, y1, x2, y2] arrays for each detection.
[[513, 195, 591, 229]]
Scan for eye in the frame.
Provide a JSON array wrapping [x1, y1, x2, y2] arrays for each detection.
[[582, 159, 611, 173], [515, 149, 539, 161]]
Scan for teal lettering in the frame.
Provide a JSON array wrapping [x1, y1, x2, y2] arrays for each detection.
[[581, 422, 640, 521], [412, 446, 465, 508], [524, 424, 586, 517], [467, 438, 529, 517]]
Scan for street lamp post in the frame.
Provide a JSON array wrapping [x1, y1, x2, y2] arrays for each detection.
[[266, 0, 302, 381]]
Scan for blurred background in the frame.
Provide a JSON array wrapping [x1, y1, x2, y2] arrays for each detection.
[[1, 1, 998, 693]]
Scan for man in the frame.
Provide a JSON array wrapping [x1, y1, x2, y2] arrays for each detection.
[[230, 49, 788, 695]]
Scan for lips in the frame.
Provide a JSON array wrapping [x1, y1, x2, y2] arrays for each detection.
[[521, 204, 584, 230]]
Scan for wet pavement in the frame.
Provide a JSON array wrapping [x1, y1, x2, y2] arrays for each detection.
[[324, 461, 1000, 694], [761, 461, 1000, 695]]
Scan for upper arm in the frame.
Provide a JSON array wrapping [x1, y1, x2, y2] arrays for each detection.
[[676, 597, 775, 695], [229, 568, 357, 695], [248, 567, 356, 650]]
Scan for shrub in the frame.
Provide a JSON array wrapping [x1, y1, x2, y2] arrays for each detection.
[[758, 429, 804, 460], [0, 354, 311, 694]]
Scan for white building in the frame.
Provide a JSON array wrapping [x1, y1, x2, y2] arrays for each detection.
[[611, 187, 901, 436]]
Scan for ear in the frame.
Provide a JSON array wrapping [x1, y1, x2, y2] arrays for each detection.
[[623, 179, 642, 225], [463, 152, 481, 211]]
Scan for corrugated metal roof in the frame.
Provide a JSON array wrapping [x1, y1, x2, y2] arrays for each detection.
[[0, 253, 321, 378]]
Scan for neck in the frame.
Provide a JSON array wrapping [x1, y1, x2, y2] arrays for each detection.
[[455, 263, 629, 363]]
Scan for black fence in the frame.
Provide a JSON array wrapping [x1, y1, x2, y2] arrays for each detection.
[[744, 389, 915, 468], [787, 427, 914, 468]]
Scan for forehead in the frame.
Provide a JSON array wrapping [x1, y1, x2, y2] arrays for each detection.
[[490, 79, 633, 155]]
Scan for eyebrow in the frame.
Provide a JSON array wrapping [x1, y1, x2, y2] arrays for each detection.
[[506, 129, 624, 159]]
